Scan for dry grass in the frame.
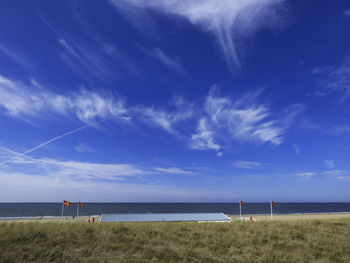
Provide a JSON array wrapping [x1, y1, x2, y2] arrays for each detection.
[[1, 218, 350, 262]]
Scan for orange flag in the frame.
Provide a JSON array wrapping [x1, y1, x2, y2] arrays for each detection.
[[271, 201, 276, 206], [78, 201, 85, 208], [63, 200, 71, 207], [240, 200, 246, 206]]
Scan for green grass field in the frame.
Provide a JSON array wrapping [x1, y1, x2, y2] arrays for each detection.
[[1, 219, 350, 262]]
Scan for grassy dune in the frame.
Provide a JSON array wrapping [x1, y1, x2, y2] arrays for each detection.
[[1, 219, 350, 262]]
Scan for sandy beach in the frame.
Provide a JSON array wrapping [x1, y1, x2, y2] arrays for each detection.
[[230, 213, 350, 221], [1, 213, 350, 223]]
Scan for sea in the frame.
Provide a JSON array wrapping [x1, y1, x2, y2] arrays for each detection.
[[1, 203, 350, 219]]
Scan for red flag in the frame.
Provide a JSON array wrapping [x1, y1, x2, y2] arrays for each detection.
[[63, 200, 71, 207], [78, 201, 85, 208], [271, 201, 276, 206], [240, 200, 246, 206]]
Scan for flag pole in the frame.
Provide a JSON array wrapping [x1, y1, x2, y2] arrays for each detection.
[[77, 202, 79, 219], [239, 201, 242, 220], [270, 200, 273, 221], [61, 200, 64, 217]]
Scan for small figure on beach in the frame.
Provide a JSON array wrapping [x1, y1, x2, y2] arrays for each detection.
[[92, 217, 95, 223]]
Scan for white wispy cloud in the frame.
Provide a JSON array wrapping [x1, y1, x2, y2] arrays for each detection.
[[0, 147, 233, 201], [0, 168, 235, 202], [109, 0, 287, 70], [0, 74, 189, 143], [154, 167, 192, 175], [75, 142, 94, 153], [190, 118, 220, 151], [231, 160, 261, 169], [323, 170, 350, 181], [324, 160, 335, 169], [0, 148, 146, 180], [293, 143, 300, 155], [136, 98, 194, 135], [0, 75, 302, 154], [295, 170, 350, 181], [295, 172, 316, 178], [41, 16, 140, 79], [344, 10, 350, 16], [205, 89, 281, 144], [313, 56, 350, 101], [335, 176, 348, 181], [324, 170, 344, 176], [312, 66, 332, 75], [330, 125, 350, 135], [190, 88, 304, 151], [0, 43, 32, 70], [150, 47, 185, 74], [42, 159, 146, 179], [139, 107, 176, 134], [58, 38, 115, 80], [0, 75, 128, 124], [0, 147, 195, 180]]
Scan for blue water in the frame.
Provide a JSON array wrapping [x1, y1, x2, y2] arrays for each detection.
[[1, 203, 350, 218]]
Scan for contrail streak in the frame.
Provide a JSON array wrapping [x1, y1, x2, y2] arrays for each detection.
[[0, 124, 89, 166]]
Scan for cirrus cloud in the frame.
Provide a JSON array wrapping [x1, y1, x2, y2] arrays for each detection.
[[0, 75, 128, 124], [295, 172, 316, 178], [154, 167, 192, 175], [231, 160, 261, 169], [109, 0, 287, 70], [0, 75, 303, 156], [190, 88, 304, 151]]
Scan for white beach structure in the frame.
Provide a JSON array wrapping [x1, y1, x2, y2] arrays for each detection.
[[100, 213, 231, 223]]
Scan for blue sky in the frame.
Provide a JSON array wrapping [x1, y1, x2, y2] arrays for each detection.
[[1, 0, 350, 202]]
